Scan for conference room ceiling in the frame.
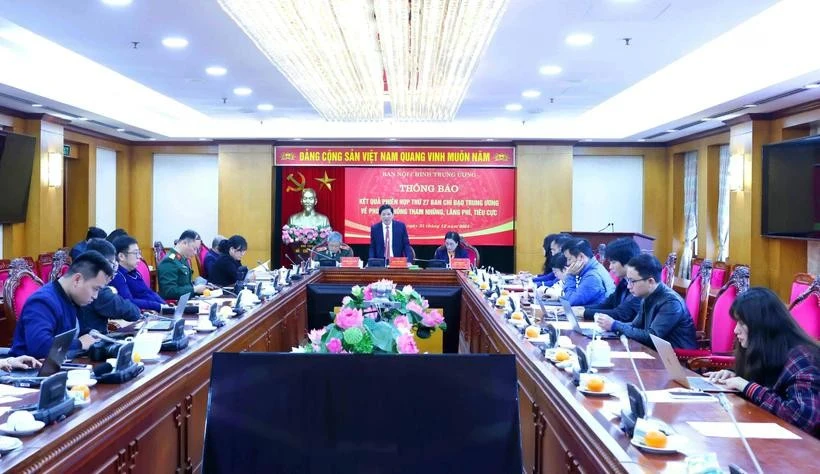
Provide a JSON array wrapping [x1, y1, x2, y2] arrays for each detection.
[[1, 0, 819, 141]]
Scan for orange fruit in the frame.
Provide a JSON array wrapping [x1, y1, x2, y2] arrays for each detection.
[[132, 351, 142, 364], [555, 350, 570, 362], [525, 326, 540, 338], [511, 311, 524, 321], [203, 289, 212, 297], [644, 430, 667, 448], [586, 377, 605, 392], [70, 385, 90, 400]]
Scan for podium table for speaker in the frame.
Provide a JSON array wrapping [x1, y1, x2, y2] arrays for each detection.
[[564, 231, 655, 254]]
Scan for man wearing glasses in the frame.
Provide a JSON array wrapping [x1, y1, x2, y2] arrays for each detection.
[[111, 235, 168, 312], [595, 253, 697, 350]]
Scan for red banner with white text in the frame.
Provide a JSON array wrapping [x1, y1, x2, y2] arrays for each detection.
[[343, 167, 515, 245], [275, 146, 515, 167]]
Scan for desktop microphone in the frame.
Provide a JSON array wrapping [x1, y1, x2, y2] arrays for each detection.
[[283, 254, 303, 280], [93, 362, 114, 377], [621, 335, 647, 393], [256, 260, 280, 280], [718, 393, 764, 474]]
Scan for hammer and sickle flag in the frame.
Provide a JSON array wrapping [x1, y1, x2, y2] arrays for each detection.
[[285, 172, 306, 192]]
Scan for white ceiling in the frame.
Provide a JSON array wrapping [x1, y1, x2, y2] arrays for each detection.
[[1, 0, 818, 141]]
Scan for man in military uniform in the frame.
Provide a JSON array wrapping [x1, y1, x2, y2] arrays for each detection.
[[312, 231, 353, 263], [158, 229, 207, 300]]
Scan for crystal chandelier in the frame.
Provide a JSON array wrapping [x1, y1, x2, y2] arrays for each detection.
[[218, 0, 509, 122]]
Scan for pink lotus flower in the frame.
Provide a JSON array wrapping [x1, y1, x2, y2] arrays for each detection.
[[421, 309, 444, 328], [307, 328, 326, 344], [393, 315, 411, 333], [396, 334, 419, 354], [326, 337, 343, 353], [406, 301, 424, 316], [362, 286, 374, 301], [335, 307, 364, 329], [341, 296, 352, 306], [421, 299, 430, 309]]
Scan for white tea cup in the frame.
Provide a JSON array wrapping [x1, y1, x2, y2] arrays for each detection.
[[67, 369, 92, 384]]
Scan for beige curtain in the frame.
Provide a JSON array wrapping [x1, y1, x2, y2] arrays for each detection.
[[716, 145, 730, 261], [678, 151, 698, 279]]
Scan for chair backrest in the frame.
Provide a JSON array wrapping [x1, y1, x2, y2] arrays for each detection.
[[48, 249, 70, 283], [153, 241, 167, 266], [197, 244, 210, 277], [684, 260, 713, 329], [710, 266, 750, 354], [788, 274, 820, 339], [660, 252, 677, 287], [0, 259, 11, 290], [709, 261, 730, 290], [36, 252, 54, 283], [3, 258, 44, 320], [789, 273, 815, 304], [461, 241, 480, 267], [691, 256, 703, 281], [136, 258, 152, 288], [594, 243, 606, 264]]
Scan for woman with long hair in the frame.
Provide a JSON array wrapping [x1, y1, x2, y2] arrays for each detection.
[[707, 287, 819, 436], [533, 233, 572, 286]]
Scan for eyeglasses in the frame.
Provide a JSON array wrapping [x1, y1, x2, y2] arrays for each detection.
[[625, 277, 649, 285], [126, 250, 142, 256]]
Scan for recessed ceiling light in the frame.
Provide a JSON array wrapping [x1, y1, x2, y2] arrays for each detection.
[[198, 138, 209, 141], [205, 66, 227, 76], [539, 65, 562, 76], [233, 87, 252, 96], [804, 82, 820, 89], [387, 138, 397, 141], [742, 104, 757, 108], [521, 90, 541, 99], [102, 0, 133, 5], [505, 103, 523, 112], [162, 37, 189, 49], [292, 138, 303, 141], [116, 128, 126, 132], [665, 129, 678, 133], [565, 33, 594, 46], [637, 139, 647, 142], [31, 103, 43, 108], [700, 117, 714, 121], [149, 138, 157, 141], [77, 117, 88, 121], [257, 103, 274, 111], [485, 138, 494, 142]]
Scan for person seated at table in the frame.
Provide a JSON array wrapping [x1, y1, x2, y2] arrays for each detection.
[[0, 355, 41, 373], [77, 239, 141, 335], [706, 288, 819, 436], [209, 235, 250, 287], [560, 238, 614, 306], [369, 203, 413, 263], [111, 235, 168, 312], [105, 227, 129, 244], [433, 231, 468, 264], [9, 251, 114, 358], [69, 226, 107, 260], [578, 237, 642, 322], [204, 235, 226, 277], [158, 230, 207, 300], [533, 233, 572, 286], [595, 254, 696, 350], [538, 254, 568, 300], [313, 231, 354, 263]]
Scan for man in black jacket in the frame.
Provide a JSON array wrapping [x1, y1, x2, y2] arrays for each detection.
[[579, 237, 642, 323], [595, 253, 697, 350], [77, 239, 142, 335]]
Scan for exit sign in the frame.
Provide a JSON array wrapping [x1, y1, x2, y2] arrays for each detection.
[[63, 144, 71, 156]]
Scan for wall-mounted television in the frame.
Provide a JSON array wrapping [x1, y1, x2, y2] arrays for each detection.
[[761, 135, 820, 240], [0, 131, 36, 224]]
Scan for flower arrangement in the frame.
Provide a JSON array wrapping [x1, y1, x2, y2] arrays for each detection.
[[281, 224, 331, 247]]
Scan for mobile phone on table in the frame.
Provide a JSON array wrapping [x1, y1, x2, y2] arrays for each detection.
[[60, 362, 92, 370]]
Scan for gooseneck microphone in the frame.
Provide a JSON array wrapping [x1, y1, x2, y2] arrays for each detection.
[[718, 393, 763, 474], [621, 335, 647, 393], [256, 260, 280, 279]]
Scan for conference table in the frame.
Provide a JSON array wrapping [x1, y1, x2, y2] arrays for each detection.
[[0, 268, 815, 473]]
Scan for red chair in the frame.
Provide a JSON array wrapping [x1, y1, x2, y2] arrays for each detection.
[[709, 261, 730, 290], [660, 252, 677, 288], [788, 274, 819, 339], [681, 266, 750, 371], [691, 256, 703, 281], [153, 241, 167, 266], [684, 260, 712, 332], [789, 273, 815, 305], [135, 258, 152, 288], [0, 259, 11, 290], [48, 250, 70, 282], [197, 244, 211, 278], [36, 252, 54, 283], [3, 258, 45, 320]]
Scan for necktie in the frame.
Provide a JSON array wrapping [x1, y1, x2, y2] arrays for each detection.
[[385, 225, 391, 258]]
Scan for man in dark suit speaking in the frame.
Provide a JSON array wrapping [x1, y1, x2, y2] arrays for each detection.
[[368, 204, 414, 263]]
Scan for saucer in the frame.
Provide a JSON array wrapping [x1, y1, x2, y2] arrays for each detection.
[[578, 386, 616, 397], [0, 421, 45, 436], [138, 354, 162, 361], [0, 435, 23, 452], [66, 379, 97, 389], [72, 397, 91, 407], [195, 325, 217, 333], [591, 361, 616, 369], [630, 436, 683, 454]]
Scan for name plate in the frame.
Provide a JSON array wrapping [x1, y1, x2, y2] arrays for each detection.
[[388, 257, 407, 268], [340, 257, 359, 268], [450, 258, 470, 270]]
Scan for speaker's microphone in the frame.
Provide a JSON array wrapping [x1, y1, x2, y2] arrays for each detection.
[[621, 335, 647, 393], [718, 393, 763, 474], [256, 260, 279, 279], [89, 329, 124, 345], [93, 362, 113, 377], [284, 253, 299, 266]]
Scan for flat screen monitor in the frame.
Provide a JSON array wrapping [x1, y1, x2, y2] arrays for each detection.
[[762, 135, 820, 239], [203, 353, 522, 473], [0, 132, 36, 224]]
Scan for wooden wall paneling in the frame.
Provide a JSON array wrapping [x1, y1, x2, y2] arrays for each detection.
[[130, 147, 155, 265], [514, 145, 573, 274], [217, 144, 274, 268], [184, 375, 211, 473], [22, 119, 65, 256], [64, 142, 90, 247]]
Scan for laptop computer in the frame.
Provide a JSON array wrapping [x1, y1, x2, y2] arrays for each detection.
[[535, 294, 566, 323], [650, 334, 737, 392], [1, 329, 76, 386], [562, 299, 619, 339], [145, 293, 190, 331]]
